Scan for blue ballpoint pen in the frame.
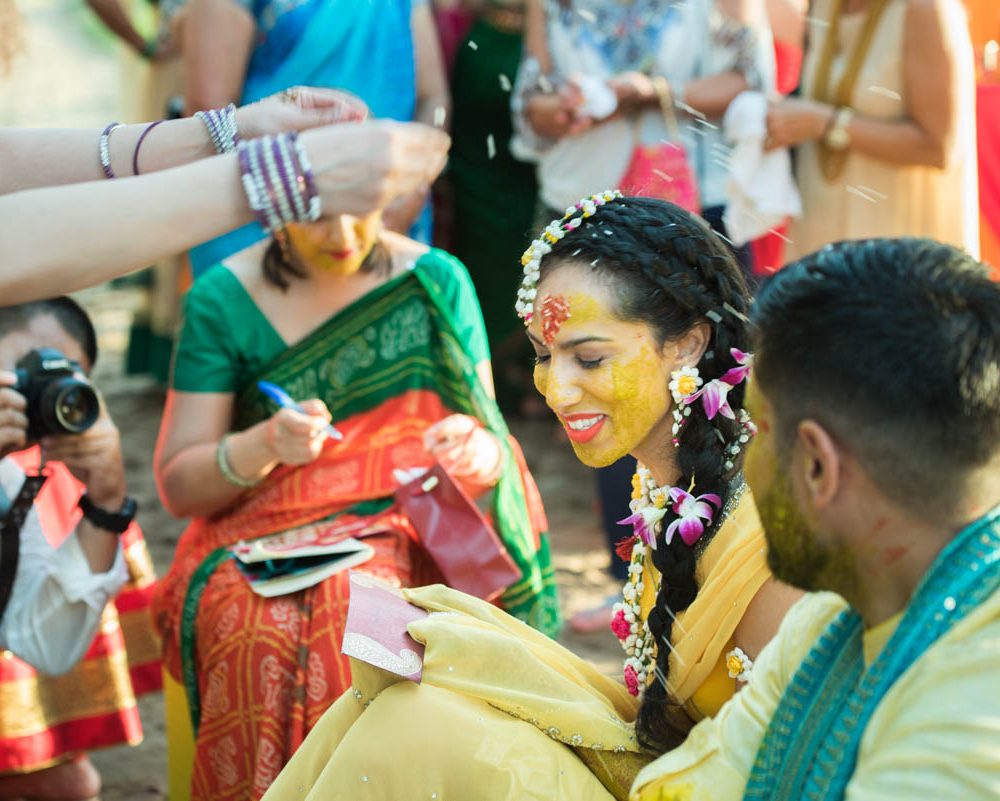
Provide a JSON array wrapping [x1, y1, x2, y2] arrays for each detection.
[[257, 381, 344, 441]]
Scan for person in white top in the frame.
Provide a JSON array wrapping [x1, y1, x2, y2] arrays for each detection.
[[0, 297, 131, 676]]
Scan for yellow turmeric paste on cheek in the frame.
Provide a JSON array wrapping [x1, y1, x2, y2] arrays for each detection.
[[533, 364, 548, 397], [570, 344, 671, 468]]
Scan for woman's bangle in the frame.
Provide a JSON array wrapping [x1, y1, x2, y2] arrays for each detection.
[[195, 104, 240, 154], [237, 132, 321, 232], [216, 434, 264, 488], [99, 122, 123, 179], [132, 120, 165, 176]]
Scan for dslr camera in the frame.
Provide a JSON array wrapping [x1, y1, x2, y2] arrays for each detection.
[[14, 348, 100, 440]]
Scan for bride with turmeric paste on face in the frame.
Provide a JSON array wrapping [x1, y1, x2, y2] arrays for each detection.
[[260, 192, 802, 801], [151, 171, 559, 800]]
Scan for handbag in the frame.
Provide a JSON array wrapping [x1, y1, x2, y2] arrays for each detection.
[[618, 77, 701, 214], [395, 462, 520, 602]]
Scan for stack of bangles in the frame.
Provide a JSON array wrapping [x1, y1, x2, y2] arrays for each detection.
[[194, 104, 240, 155], [98, 103, 320, 231], [237, 132, 321, 231]]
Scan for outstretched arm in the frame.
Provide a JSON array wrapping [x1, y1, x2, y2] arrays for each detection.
[[0, 120, 450, 304], [0, 88, 367, 194]]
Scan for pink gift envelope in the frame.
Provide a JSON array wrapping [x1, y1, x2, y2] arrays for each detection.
[[341, 572, 428, 682]]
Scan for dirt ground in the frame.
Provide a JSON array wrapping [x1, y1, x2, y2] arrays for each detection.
[[2, 8, 626, 798]]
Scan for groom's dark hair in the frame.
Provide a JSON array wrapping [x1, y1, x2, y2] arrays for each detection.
[[752, 238, 1000, 520]]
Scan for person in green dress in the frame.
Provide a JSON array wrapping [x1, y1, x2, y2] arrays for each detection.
[[151, 209, 560, 800], [447, 0, 540, 414]]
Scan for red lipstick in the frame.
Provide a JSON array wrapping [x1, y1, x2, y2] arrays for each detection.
[[560, 413, 607, 443]]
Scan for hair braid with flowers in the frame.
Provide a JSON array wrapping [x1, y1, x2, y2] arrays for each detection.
[[526, 196, 752, 753]]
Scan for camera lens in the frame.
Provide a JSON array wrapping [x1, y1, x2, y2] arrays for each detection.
[[55, 385, 99, 432], [37, 379, 100, 435]]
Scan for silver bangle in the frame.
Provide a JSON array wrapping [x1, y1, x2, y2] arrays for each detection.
[[274, 134, 307, 221], [195, 103, 240, 155], [261, 137, 295, 225], [99, 122, 123, 179], [216, 434, 263, 488], [246, 139, 283, 232]]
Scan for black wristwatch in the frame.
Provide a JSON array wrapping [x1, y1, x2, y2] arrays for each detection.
[[78, 494, 138, 534]]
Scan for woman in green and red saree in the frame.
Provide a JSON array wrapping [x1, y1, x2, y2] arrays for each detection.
[[151, 207, 560, 801]]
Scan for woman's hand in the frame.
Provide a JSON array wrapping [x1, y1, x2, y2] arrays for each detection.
[[235, 87, 370, 140], [525, 92, 592, 139], [424, 414, 503, 493], [382, 187, 429, 234], [40, 404, 126, 511], [263, 400, 332, 466], [606, 71, 658, 112], [765, 98, 834, 151], [301, 121, 450, 220]]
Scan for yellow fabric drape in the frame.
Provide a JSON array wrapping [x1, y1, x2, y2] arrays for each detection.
[[261, 489, 771, 801]]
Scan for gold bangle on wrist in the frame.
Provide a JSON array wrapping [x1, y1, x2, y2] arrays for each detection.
[[216, 434, 264, 488], [823, 106, 854, 151]]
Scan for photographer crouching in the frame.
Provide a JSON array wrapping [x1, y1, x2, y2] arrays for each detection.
[[0, 298, 160, 801]]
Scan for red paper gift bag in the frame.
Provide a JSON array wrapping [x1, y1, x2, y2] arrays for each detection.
[[395, 463, 520, 602]]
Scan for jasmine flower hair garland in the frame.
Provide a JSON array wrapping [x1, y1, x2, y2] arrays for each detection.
[[515, 189, 624, 323]]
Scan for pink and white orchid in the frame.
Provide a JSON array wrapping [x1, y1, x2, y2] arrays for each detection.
[[617, 506, 667, 550], [684, 349, 754, 420], [685, 377, 737, 420], [664, 487, 722, 546], [724, 348, 754, 385]]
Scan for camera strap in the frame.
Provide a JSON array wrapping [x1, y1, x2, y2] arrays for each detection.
[[0, 473, 48, 624]]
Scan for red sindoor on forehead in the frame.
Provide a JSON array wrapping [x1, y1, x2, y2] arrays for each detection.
[[540, 295, 572, 345]]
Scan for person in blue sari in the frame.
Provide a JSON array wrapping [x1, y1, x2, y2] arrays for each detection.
[[183, 0, 449, 272]]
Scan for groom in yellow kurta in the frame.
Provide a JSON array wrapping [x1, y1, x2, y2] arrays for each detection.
[[633, 238, 1000, 800]]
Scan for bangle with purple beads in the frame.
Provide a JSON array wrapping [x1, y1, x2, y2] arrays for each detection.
[[237, 141, 270, 230], [272, 135, 307, 221], [261, 135, 296, 225], [195, 103, 240, 154], [236, 133, 321, 232], [246, 138, 283, 232], [289, 133, 321, 222]]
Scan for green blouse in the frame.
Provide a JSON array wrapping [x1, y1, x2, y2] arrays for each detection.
[[172, 248, 491, 395]]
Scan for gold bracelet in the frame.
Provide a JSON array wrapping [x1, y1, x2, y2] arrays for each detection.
[[216, 434, 263, 488]]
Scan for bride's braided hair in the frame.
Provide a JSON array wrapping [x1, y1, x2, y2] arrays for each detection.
[[538, 197, 751, 752]]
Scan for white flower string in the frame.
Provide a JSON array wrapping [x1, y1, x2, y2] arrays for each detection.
[[668, 365, 702, 446], [515, 189, 623, 324], [610, 463, 670, 697], [724, 409, 757, 472]]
